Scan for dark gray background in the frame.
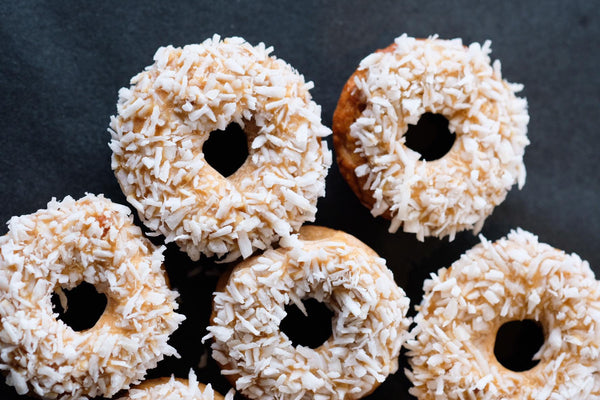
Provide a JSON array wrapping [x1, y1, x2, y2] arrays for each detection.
[[0, 1, 598, 399]]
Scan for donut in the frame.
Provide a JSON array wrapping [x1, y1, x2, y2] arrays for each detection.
[[405, 229, 600, 399], [118, 370, 232, 400], [0, 194, 185, 399], [109, 34, 332, 262], [204, 225, 410, 400], [332, 34, 529, 240]]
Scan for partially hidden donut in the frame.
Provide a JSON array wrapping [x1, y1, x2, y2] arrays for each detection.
[[109, 35, 332, 262], [405, 229, 600, 399], [118, 370, 233, 400], [332, 34, 529, 240], [204, 225, 411, 400], [0, 194, 185, 399]]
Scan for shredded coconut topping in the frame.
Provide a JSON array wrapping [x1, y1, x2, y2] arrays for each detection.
[[349, 34, 529, 240], [109, 35, 332, 262], [119, 369, 234, 400], [405, 229, 600, 399], [204, 226, 410, 400], [0, 194, 185, 399]]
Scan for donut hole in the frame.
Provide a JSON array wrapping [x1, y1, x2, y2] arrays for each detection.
[[403, 112, 456, 161], [51, 282, 107, 331], [280, 298, 334, 349], [203, 123, 249, 177], [494, 319, 545, 372]]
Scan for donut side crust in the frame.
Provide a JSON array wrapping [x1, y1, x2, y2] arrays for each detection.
[[332, 44, 397, 220]]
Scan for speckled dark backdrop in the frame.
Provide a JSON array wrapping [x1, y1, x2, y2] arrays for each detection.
[[0, 1, 599, 399]]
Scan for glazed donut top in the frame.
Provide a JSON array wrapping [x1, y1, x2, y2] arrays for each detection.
[[406, 229, 600, 399], [345, 34, 529, 239], [109, 35, 331, 261], [0, 194, 184, 399]]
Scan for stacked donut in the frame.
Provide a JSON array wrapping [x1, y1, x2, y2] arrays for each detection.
[[204, 226, 410, 400], [1, 32, 598, 400]]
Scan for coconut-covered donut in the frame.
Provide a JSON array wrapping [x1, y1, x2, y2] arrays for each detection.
[[332, 34, 529, 240], [118, 370, 232, 400], [204, 225, 410, 400], [109, 35, 332, 262], [405, 229, 600, 399], [0, 194, 185, 399]]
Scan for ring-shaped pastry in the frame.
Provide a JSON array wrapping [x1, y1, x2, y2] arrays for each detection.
[[109, 35, 331, 261], [333, 34, 529, 240], [205, 225, 410, 400], [406, 229, 600, 399], [0, 194, 184, 399]]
